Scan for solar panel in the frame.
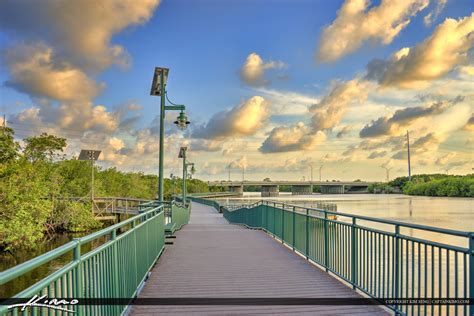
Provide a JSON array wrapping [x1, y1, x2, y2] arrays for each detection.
[[78, 149, 101, 161]]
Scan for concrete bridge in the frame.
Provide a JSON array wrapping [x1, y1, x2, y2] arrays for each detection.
[[208, 180, 375, 196]]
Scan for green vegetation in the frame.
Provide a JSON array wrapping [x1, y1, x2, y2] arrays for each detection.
[[0, 128, 214, 250], [368, 174, 474, 197]]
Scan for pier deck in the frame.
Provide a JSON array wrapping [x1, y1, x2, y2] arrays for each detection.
[[130, 202, 387, 315]]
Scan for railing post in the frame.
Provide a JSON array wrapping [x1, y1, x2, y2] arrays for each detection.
[[292, 206, 296, 251], [132, 220, 138, 287], [305, 209, 309, 260], [282, 206, 285, 244], [469, 233, 474, 316], [73, 239, 83, 316], [111, 229, 120, 314], [265, 201, 268, 231], [394, 225, 400, 312], [273, 202, 276, 238], [324, 211, 329, 272], [351, 218, 357, 289]]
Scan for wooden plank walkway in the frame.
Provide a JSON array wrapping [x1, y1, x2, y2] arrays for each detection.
[[130, 202, 388, 315]]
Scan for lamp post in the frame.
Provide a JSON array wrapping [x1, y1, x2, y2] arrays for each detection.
[[170, 173, 177, 200], [179, 147, 195, 203], [150, 67, 190, 201], [78, 149, 101, 214]]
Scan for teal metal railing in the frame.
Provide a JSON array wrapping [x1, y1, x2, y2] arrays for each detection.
[[187, 196, 222, 212], [216, 200, 472, 316], [0, 205, 165, 316], [171, 202, 191, 230], [188, 192, 241, 198]]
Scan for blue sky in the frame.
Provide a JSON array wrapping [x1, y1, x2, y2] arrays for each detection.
[[0, 0, 473, 181]]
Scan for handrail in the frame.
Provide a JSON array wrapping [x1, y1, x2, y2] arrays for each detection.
[[194, 197, 473, 315], [0, 205, 162, 285], [1, 205, 165, 315], [243, 200, 471, 237]]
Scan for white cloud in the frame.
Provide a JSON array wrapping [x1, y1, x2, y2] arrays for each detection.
[[317, 0, 429, 62], [359, 97, 461, 138], [240, 53, 286, 86], [0, 0, 161, 70], [256, 88, 315, 116], [463, 114, 474, 131], [336, 125, 353, 138], [193, 96, 270, 139], [366, 13, 474, 89], [4, 43, 103, 102], [310, 79, 368, 131], [259, 122, 326, 153], [423, 0, 447, 26]]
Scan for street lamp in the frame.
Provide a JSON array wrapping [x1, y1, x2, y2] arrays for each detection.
[[174, 111, 190, 130], [150, 67, 190, 201], [78, 149, 101, 213], [179, 147, 195, 203]]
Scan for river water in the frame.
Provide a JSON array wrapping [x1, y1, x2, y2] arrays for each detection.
[[216, 193, 474, 232]]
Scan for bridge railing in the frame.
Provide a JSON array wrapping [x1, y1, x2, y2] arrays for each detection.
[[0, 205, 165, 316], [149, 198, 191, 229], [171, 202, 191, 231], [213, 199, 472, 316], [187, 196, 222, 212]]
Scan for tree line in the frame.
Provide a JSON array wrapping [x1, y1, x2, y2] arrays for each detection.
[[0, 128, 216, 251], [368, 174, 474, 197]]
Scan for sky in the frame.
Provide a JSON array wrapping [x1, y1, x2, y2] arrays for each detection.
[[0, 0, 473, 182]]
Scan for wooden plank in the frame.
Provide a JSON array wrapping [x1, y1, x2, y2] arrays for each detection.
[[130, 202, 388, 315]]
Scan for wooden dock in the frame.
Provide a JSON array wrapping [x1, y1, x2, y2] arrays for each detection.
[[130, 202, 388, 315]]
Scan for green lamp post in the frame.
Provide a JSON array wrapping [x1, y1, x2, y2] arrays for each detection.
[[178, 147, 195, 203], [150, 67, 190, 201]]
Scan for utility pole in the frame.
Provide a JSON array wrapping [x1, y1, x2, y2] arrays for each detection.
[[382, 166, 392, 182], [242, 166, 245, 182], [319, 165, 324, 181], [1, 114, 5, 135], [407, 131, 412, 180], [78, 150, 101, 214]]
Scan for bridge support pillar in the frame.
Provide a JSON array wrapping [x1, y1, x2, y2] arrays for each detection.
[[321, 185, 345, 194], [261, 185, 279, 197], [291, 185, 312, 195], [229, 185, 244, 195]]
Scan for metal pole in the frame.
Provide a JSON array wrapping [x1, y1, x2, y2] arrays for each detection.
[[407, 130, 411, 181], [182, 151, 186, 203], [469, 233, 474, 316], [91, 157, 94, 214], [158, 70, 166, 201], [73, 239, 83, 315], [351, 218, 357, 289]]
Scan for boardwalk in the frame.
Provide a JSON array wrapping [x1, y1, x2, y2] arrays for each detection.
[[130, 202, 388, 315]]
